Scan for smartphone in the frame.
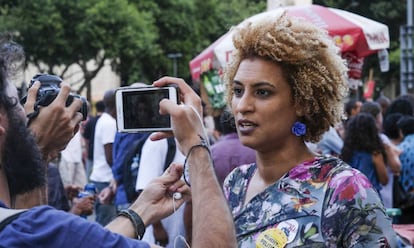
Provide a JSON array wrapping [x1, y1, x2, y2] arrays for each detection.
[[115, 86, 178, 132]]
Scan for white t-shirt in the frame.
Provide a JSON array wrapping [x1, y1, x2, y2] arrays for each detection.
[[90, 112, 116, 182], [61, 131, 83, 163], [136, 138, 186, 248]]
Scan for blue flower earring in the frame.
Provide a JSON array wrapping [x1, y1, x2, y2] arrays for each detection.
[[292, 121, 306, 136]]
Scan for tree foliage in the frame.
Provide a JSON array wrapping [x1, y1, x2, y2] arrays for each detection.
[[6, 0, 406, 98], [0, 0, 159, 100], [0, 0, 266, 98]]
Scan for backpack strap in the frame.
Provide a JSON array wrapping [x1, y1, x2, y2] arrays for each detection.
[[163, 137, 177, 171], [0, 208, 27, 232]]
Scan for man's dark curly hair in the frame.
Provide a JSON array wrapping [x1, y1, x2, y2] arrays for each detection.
[[0, 33, 25, 110]]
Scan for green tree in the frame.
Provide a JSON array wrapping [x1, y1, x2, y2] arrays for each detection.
[[129, 0, 265, 85], [0, 0, 266, 95], [1, 0, 159, 100]]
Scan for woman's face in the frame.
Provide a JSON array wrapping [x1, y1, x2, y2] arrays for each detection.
[[231, 57, 299, 152]]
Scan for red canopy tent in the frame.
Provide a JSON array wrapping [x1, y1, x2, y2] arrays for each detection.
[[189, 4, 390, 112]]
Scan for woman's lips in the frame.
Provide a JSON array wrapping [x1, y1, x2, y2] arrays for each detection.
[[237, 119, 257, 135]]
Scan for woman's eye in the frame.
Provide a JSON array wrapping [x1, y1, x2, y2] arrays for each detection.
[[256, 89, 269, 97], [233, 87, 243, 97]]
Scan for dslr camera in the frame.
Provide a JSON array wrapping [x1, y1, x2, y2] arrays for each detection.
[[20, 73, 88, 120]]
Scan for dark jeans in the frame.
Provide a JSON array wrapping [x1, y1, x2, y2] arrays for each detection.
[[91, 181, 117, 226]]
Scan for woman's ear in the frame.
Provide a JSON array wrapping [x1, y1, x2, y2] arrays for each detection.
[[295, 105, 305, 117]]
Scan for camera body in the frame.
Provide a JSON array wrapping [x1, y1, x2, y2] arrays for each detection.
[[21, 74, 88, 120]]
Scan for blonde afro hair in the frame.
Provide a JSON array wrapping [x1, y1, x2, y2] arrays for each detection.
[[223, 12, 349, 143]]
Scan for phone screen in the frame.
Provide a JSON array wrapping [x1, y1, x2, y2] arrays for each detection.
[[121, 88, 171, 130]]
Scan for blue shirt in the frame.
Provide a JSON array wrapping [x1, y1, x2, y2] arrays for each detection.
[[398, 134, 414, 193], [112, 132, 146, 205], [317, 126, 343, 156], [349, 151, 382, 193], [0, 202, 149, 248]]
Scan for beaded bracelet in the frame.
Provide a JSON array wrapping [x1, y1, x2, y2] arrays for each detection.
[[183, 137, 211, 186], [118, 209, 146, 240]]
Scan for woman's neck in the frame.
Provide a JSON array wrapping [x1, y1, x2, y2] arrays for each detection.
[[255, 143, 315, 184]]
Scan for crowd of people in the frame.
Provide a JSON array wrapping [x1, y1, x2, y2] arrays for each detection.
[[314, 96, 414, 224], [1, 9, 414, 248]]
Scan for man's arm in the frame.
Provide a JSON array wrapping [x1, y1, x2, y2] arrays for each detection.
[[153, 76, 237, 247], [105, 76, 237, 247], [104, 143, 113, 167], [105, 163, 189, 238]]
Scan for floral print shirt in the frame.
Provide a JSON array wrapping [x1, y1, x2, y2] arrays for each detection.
[[223, 156, 396, 248]]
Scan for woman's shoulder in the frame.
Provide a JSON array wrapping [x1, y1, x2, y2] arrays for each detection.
[[291, 155, 351, 180], [228, 163, 256, 177], [223, 163, 256, 188]]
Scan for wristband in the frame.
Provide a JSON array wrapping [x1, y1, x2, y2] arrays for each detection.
[[118, 209, 146, 240], [183, 136, 211, 186]]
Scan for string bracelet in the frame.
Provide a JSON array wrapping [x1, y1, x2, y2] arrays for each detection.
[[183, 136, 211, 186], [117, 209, 146, 240]]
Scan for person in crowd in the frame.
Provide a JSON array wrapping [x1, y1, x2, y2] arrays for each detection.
[[82, 100, 105, 180], [316, 125, 343, 157], [376, 95, 391, 117], [396, 115, 414, 223], [89, 89, 117, 226], [397, 93, 414, 113], [385, 98, 413, 118], [219, 12, 395, 246], [48, 163, 95, 217], [111, 131, 146, 210], [0, 35, 236, 247], [383, 113, 404, 146], [360, 101, 402, 208], [211, 109, 256, 187], [337, 98, 362, 139], [107, 82, 148, 212], [344, 99, 363, 120], [135, 136, 186, 247], [58, 130, 87, 188], [341, 113, 388, 193]]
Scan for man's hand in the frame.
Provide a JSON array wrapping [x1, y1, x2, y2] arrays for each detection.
[[64, 185, 82, 201], [151, 77, 205, 155], [71, 195, 95, 216], [130, 163, 190, 226], [98, 186, 115, 205], [25, 81, 83, 161]]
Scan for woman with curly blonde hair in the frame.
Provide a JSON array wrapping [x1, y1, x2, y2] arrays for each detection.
[[222, 12, 396, 247]]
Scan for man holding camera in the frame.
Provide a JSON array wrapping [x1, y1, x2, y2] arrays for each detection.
[[0, 34, 236, 247]]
